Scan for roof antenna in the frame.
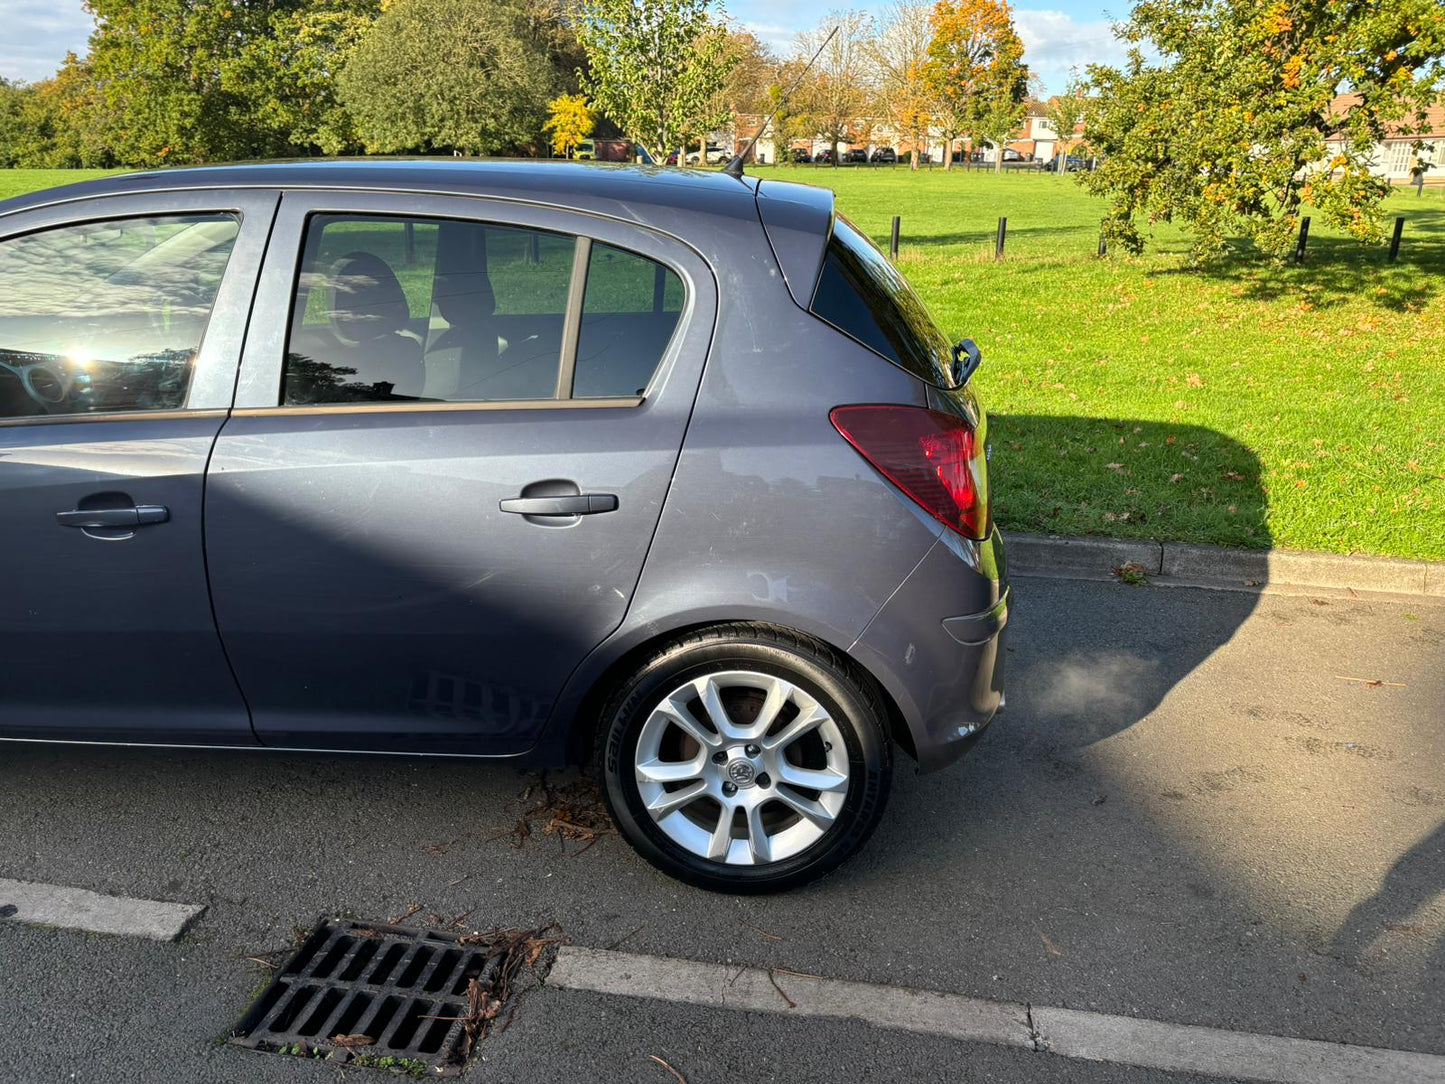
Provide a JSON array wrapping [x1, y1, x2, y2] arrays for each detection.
[[723, 25, 838, 180]]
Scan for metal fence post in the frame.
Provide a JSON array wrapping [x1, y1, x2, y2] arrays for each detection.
[[1388, 216, 1405, 262], [995, 217, 1007, 260], [890, 215, 900, 262], [1097, 233, 1107, 258], [1294, 216, 1310, 265]]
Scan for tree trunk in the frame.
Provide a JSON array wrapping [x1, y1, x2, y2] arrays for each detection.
[[943, 137, 953, 171], [910, 126, 920, 171]]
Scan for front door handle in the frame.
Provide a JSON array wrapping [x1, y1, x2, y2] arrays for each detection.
[[56, 505, 169, 528], [499, 494, 618, 516]]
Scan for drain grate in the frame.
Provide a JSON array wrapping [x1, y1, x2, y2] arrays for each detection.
[[232, 919, 509, 1075]]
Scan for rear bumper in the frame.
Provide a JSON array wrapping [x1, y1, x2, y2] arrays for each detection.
[[848, 527, 1009, 773]]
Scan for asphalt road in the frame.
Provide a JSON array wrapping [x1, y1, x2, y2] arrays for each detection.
[[1, 575, 1441, 1083]]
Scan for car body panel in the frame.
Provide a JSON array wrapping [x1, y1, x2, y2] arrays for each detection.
[[204, 188, 719, 753], [0, 188, 279, 743]]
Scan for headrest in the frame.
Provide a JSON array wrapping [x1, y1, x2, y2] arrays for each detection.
[[327, 251, 411, 343], [432, 222, 495, 325]]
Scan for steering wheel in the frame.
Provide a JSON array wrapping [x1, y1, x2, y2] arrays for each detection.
[[0, 353, 74, 410]]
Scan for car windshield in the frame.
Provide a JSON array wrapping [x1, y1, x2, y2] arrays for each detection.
[[809, 214, 956, 387]]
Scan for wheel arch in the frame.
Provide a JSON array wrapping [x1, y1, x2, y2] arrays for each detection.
[[555, 618, 916, 768]]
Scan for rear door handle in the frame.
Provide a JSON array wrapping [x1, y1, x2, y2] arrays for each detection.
[[499, 494, 618, 516], [56, 505, 169, 528]]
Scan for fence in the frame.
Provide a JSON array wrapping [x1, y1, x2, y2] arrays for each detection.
[[881, 213, 1420, 264]]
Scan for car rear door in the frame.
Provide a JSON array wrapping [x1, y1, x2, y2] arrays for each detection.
[[0, 190, 277, 744], [204, 190, 716, 753]]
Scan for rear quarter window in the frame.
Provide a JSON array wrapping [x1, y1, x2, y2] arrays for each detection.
[[809, 214, 956, 387]]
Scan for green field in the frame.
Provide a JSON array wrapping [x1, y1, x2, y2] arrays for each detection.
[[5, 165, 1442, 559]]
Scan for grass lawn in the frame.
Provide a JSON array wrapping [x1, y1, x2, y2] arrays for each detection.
[[4, 164, 1442, 559]]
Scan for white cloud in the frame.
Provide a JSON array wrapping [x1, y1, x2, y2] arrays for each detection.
[[1014, 9, 1129, 93], [0, 0, 93, 83], [740, 20, 803, 55]]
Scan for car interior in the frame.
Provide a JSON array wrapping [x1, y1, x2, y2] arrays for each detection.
[[283, 215, 684, 405]]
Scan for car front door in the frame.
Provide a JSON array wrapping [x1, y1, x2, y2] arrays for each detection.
[[0, 190, 277, 744], [204, 191, 716, 753]]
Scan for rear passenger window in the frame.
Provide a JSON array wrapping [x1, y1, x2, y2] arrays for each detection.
[[0, 214, 239, 418], [282, 215, 574, 405], [573, 244, 682, 398]]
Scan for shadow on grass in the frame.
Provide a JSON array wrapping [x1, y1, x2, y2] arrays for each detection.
[[988, 414, 1271, 551], [1158, 210, 1445, 312]]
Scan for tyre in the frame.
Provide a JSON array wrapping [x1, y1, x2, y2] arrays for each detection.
[[596, 624, 892, 893]]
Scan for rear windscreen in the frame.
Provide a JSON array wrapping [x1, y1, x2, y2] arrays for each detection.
[[809, 214, 956, 387]]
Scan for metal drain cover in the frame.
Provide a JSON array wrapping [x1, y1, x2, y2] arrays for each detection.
[[232, 919, 502, 1075]]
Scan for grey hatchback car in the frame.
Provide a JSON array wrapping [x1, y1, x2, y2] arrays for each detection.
[[0, 160, 1007, 892]]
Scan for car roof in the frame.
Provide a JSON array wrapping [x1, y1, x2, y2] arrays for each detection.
[[0, 158, 766, 225]]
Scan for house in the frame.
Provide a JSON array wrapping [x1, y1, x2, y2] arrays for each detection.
[[1010, 96, 1087, 162], [1322, 94, 1445, 184]]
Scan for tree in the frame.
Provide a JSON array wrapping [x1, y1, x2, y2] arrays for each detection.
[[1041, 74, 1089, 173], [76, 0, 381, 165], [1082, 0, 1445, 259], [923, 0, 1028, 170], [872, 2, 934, 169], [220, 3, 380, 155], [971, 55, 1029, 172], [795, 10, 876, 165], [544, 94, 596, 157], [574, 0, 736, 165], [339, 0, 557, 155]]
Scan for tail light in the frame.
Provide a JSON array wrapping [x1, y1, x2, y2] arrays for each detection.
[[830, 404, 989, 540]]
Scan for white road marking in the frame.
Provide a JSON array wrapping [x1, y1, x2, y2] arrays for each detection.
[[0, 877, 204, 942], [548, 947, 1445, 1084]]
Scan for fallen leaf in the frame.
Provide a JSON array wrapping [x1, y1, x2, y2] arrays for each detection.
[[1040, 932, 1063, 956], [1221, 470, 1244, 481]]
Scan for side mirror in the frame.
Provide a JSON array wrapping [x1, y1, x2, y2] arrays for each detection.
[[951, 338, 982, 386]]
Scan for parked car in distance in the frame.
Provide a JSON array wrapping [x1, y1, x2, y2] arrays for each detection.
[[845, 148, 868, 163], [686, 144, 729, 165], [0, 160, 1008, 894], [789, 146, 812, 164], [1046, 154, 1087, 172], [813, 148, 835, 164], [1002, 148, 1027, 162], [869, 148, 897, 164]]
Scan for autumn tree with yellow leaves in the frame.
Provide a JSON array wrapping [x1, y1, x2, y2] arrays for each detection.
[[923, 0, 1029, 171], [544, 94, 596, 157], [1082, 0, 1445, 259]]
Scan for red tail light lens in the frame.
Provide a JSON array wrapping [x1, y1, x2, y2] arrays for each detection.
[[830, 405, 989, 539]]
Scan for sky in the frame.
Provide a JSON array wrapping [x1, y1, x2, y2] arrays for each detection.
[[0, 0, 1131, 96]]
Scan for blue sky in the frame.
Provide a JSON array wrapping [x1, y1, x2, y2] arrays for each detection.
[[0, 0, 1130, 96]]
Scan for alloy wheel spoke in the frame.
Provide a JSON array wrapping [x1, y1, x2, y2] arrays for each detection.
[[750, 678, 791, 737], [635, 755, 706, 785], [657, 697, 723, 750], [695, 677, 737, 740], [777, 763, 849, 794], [745, 803, 772, 864], [773, 785, 834, 830], [760, 705, 829, 753], [707, 806, 735, 860], [644, 780, 707, 818]]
